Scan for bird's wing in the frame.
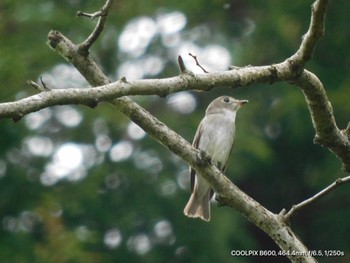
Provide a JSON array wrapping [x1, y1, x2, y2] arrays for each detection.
[[221, 140, 235, 172], [190, 120, 204, 192]]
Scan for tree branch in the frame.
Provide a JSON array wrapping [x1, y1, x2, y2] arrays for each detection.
[[112, 97, 316, 263], [76, 0, 113, 54], [47, 30, 109, 87], [289, 0, 329, 69], [0, 61, 296, 121], [0, 0, 345, 261], [295, 70, 350, 172], [282, 175, 350, 221], [189, 53, 209, 73]]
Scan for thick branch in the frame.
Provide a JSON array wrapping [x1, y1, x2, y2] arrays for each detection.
[[47, 30, 110, 86], [295, 70, 350, 172], [0, 60, 295, 121], [113, 98, 316, 263]]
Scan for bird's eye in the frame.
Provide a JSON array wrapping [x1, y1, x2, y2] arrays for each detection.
[[223, 97, 230, 103]]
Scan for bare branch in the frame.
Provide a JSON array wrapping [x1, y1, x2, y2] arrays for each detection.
[[295, 70, 350, 172], [26, 78, 50, 92], [77, 0, 114, 54], [283, 175, 350, 221], [3, 0, 348, 174], [3, 0, 350, 175], [0, 62, 299, 120], [189, 53, 209, 73], [113, 97, 316, 263], [283, 0, 350, 172], [47, 30, 110, 86], [289, 0, 330, 68]]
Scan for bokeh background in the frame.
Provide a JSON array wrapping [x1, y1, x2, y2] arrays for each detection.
[[0, 0, 349, 262]]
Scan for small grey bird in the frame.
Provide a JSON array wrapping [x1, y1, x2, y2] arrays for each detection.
[[183, 96, 248, 222]]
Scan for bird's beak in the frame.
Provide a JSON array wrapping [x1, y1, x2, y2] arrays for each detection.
[[238, 100, 249, 106]]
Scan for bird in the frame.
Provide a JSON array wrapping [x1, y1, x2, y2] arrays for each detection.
[[183, 96, 248, 222]]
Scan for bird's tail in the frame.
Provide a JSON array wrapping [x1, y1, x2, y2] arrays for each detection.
[[183, 191, 211, 222]]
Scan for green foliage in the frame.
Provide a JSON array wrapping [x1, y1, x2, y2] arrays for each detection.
[[0, 1, 349, 263]]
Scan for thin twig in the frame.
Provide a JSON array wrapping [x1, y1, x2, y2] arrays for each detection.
[[77, 0, 113, 54], [189, 53, 209, 73], [40, 76, 49, 91], [26, 77, 50, 92], [283, 175, 350, 221]]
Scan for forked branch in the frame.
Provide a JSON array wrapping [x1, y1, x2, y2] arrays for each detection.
[[77, 0, 113, 54]]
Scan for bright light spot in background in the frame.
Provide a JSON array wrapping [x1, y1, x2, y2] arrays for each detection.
[[141, 56, 164, 76], [156, 11, 187, 34], [40, 143, 85, 186], [54, 106, 83, 127], [118, 11, 186, 57], [127, 122, 146, 140], [127, 233, 152, 255], [161, 32, 181, 48], [18, 211, 41, 232], [104, 228, 122, 249], [109, 141, 133, 162], [2, 211, 41, 233], [25, 108, 52, 130], [40, 64, 88, 89], [81, 144, 100, 168], [25, 106, 82, 130], [118, 17, 157, 57], [117, 10, 233, 80], [166, 92, 197, 114], [117, 61, 144, 80], [54, 143, 83, 172], [201, 45, 231, 71], [95, 134, 112, 152], [157, 11, 186, 48], [159, 180, 177, 197], [133, 151, 163, 174], [24, 136, 53, 157], [153, 220, 175, 245], [117, 56, 164, 80], [176, 168, 190, 190]]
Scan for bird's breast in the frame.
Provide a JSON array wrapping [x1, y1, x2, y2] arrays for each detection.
[[198, 115, 236, 165]]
